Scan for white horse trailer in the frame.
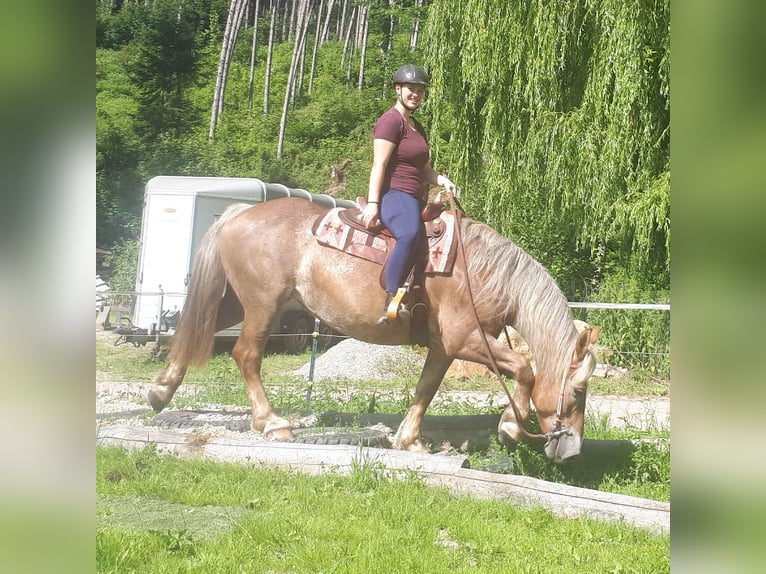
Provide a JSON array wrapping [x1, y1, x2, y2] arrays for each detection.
[[131, 176, 357, 352]]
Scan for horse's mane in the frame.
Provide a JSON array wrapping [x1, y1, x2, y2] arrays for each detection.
[[460, 218, 578, 379]]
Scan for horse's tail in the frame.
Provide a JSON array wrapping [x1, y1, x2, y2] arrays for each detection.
[[167, 203, 253, 367]]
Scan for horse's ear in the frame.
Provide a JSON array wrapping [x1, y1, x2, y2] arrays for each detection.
[[574, 326, 600, 361]]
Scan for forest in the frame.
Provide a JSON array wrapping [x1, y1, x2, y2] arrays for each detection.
[[96, 0, 669, 307]]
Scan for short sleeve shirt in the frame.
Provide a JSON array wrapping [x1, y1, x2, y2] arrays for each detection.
[[372, 107, 430, 200]]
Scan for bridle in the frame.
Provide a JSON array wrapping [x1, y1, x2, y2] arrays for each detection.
[[445, 188, 575, 443]]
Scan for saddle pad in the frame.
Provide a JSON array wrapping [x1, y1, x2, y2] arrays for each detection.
[[312, 208, 457, 274]]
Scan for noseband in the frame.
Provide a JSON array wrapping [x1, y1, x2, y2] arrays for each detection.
[[546, 362, 582, 441]]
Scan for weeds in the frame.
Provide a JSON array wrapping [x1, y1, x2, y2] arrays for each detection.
[[97, 446, 669, 573]]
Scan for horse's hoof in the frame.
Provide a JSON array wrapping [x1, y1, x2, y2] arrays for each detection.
[[394, 438, 430, 453], [147, 389, 167, 413], [262, 426, 295, 441], [498, 421, 523, 445]]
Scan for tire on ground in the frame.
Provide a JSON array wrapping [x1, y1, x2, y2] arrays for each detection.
[[282, 314, 312, 354]]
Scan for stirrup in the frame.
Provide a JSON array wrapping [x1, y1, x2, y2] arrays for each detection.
[[386, 287, 408, 321]]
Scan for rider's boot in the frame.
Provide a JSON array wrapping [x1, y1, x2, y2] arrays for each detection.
[[378, 291, 396, 324]]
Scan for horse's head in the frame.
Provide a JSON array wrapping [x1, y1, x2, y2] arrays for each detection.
[[534, 326, 601, 464]]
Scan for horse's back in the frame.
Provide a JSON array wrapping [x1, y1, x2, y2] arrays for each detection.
[[217, 198, 327, 292]]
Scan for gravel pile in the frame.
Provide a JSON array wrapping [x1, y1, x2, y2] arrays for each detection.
[[292, 338, 425, 381]]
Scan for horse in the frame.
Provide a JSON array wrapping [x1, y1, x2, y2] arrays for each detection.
[[148, 197, 600, 463]]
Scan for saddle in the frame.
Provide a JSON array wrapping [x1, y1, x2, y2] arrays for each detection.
[[312, 199, 459, 345], [311, 198, 458, 289]]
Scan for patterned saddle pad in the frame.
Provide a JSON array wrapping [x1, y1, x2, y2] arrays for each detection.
[[312, 207, 458, 275]]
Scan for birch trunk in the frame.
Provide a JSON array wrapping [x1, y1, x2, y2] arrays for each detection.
[[287, 0, 298, 40], [340, 4, 355, 72], [319, 0, 335, 44], [209, 0, 247, 141], [294, 3, 311, 103], [308, 0, 323, 93], [357, 4, 369, 91], [409, 0, 421, 51], [247, 0, 262, 111], [338, 0, 349, 48], [263, 0, 278, 115], [277, 0, 310, 158]]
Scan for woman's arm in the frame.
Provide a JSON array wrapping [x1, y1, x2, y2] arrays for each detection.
[[362, 138, 397, 227], [422, 162, 456, 196]]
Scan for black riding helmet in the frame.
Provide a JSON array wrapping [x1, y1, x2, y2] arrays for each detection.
[[393, 64, 429, 87]]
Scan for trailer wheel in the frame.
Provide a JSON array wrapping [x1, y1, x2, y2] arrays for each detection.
[[283, 315, 312, 353], [317, 322, 338, 351]]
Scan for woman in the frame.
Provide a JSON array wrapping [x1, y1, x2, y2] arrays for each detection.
[[361, 64, 456, 323]]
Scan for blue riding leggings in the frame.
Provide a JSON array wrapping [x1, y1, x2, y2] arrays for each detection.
[[380, 189, 426, 293]]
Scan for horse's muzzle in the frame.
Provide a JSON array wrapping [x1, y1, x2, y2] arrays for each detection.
[[544, 429, 582, 463]]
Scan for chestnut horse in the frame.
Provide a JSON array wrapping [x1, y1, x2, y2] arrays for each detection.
[[148, 198, 600, 463]]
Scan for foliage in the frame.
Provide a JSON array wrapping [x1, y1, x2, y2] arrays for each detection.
[[585, 269, 670, 379], [101, 237, 139, 292], [97, 446, 669, 572], [425, 0, 670, 295]]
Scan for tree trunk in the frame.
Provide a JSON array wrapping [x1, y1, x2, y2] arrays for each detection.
[[409, 0, 421, 51], [209, 0, 247, 141], [338, 0, 349, 49], [294, 2, 311, 102], [280, 0, 289, 40], [308, 0, 323, 94], [357, 4, 369, 91], [247, 0, 262, 111], [277, 0, 310, 158], [340, 4, 356, 73], [381, 0, 394, 54], [287, 0, 298, 40], [319, 0, 335, 44], [263, 0, 278, 115]]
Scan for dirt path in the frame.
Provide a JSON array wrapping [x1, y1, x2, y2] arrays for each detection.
[[96, 380, 669, 433]]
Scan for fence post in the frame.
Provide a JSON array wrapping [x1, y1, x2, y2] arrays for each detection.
[[155, 286, 164, 349], [306, 317, 320, 407]]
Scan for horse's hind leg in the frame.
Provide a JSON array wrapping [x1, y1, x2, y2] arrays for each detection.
[[148, 362, 188, 412], [233, 313, 294, 440], [394, 347, 453, 452], [148, 287, 243, 413]]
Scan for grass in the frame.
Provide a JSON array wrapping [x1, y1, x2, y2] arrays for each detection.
[[96, 330, 669, 397], [97, 446, 669, 573]]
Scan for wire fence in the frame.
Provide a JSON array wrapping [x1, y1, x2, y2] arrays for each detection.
[[96, 291, 669, 381]]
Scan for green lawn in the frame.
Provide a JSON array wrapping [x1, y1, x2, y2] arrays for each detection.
[[97, 446, 669, 574]]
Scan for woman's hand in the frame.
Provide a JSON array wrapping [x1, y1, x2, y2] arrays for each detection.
[[437, 174, 457, 196], [361, 202, 380, 227]]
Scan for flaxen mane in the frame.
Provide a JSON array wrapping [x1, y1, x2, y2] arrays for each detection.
[[460, 218, 578, 379]]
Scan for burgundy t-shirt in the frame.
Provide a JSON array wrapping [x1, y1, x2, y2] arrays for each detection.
[[372, 107, 430, 200]]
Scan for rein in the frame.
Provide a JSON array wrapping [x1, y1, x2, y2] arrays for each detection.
[[445, 189, 569, 443]]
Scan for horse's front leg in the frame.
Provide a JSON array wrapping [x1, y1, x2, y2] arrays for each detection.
[[393, 347, 453, 452], [232, 316, 294, 440], [498, 367, 535, 445], [445, 330, 536, 445]]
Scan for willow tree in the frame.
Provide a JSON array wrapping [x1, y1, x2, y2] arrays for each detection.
[[425, 0, 670, 294]]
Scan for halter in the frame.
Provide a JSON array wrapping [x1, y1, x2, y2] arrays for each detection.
[[447, 188, 572, 443], [547, 360, 583, 440]]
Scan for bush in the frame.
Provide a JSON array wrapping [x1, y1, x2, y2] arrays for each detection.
[[102, 238, 139, 292], [585, 270, 670, 380]]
